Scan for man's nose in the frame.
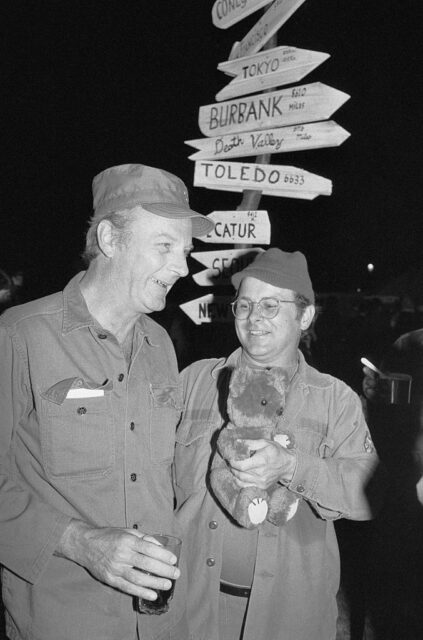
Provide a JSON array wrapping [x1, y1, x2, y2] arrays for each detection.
[[172, 254, 189, 278], [248, 302, 262, 321]]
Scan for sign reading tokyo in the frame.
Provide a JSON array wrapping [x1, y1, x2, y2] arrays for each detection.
[[229, 0, 307, 60], [192, 247, 264, 286], [195, 161, 332, 200], [198, 83, 350, 137], [212, 0, 273, 30], [180, 294, 233, 325], [216, 46, 330, 101], [186, 121, 350, 161], [202, 210, 271, 245]]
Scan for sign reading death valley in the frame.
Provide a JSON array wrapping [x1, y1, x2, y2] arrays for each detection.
[[229, 0, 307, 61], [186, 121, 350, 161], [192, 247, 264, 286], [202, 210, 271, 245], [212, 0, 273, 30], [216, 46, 329, 101], [198, 83, 350, 137], [194, 161, 332, 200], [180, 294, 233, 325]]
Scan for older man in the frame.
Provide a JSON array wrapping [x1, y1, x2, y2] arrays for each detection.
[[0, 163, 213, 640], [174, 248, 380, 640]]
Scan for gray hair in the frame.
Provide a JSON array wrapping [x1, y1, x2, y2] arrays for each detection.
[[294, 292, 313, 320], [82, 207, 138, 264]]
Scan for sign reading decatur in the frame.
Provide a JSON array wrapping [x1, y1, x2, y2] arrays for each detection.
[[186, 121, 350, 161], [212, 0, 273, 30], [216, 46, 329, 101], [229, 0, 307, 60], [194, 161, 332, 200], [201, 210, 271, 245], [192, 247, 264, 286], [198, 83, 350, 137], [180, 294, 233, 325]]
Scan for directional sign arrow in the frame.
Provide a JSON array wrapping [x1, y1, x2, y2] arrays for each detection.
[[180, 294, 233, 325], [192, 247, 264, 286], [201, 210, 271, 245], [212, 0, 273, 30], [216, 46, 329, 101], [198, 83, 350, 138], [186, 121, 350, 161], [195, 161, 332, 200], [229, 0, 307, 60]]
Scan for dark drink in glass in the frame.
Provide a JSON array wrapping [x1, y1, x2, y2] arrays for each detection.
[[135, 533, 181, 615]]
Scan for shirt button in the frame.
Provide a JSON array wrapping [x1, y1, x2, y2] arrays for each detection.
[[118, 373, 124, 382], [77, 407, 87, 415], [296, 484, 305, 493], [133, 524, 138, 529], [206, 557, 215, 567], [208, 521, 218, 529], [130, 473, 137, 482], [130, 422, 135, 431], [98, 334, 107, 340]]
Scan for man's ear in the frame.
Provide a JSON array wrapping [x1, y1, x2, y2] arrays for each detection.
[[96, 219, 115, 258], [300, 304, 315, 331]]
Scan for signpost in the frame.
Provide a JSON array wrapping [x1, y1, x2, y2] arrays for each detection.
[[186, 120, 350, 160], [229, 0, 307, 60], [201, 210, 271, 244], [195, 160, 332, 199], [212, 0, 273, 30], [198, 83, 350, 137], [192, 247, 264, 286], [180, 294, 233, 325], [216, 45, 329, 101]]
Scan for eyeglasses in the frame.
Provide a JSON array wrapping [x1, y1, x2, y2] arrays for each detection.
[[230, 297, 297, 319]]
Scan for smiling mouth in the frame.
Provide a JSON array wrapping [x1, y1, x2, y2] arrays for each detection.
[[249, 329, 268, 336], [151, 277, 170, 290]]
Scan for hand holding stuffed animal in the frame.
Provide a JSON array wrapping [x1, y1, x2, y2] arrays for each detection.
[[209, 365, 299, 529]]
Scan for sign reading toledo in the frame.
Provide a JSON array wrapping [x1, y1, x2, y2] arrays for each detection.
[[198, 83, 350, 137], [195, 161, 332, 200]]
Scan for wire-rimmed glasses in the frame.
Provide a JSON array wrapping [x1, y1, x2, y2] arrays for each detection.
[[230, 297, 297, 320]]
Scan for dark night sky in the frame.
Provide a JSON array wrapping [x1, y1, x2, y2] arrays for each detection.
[[3, 1, 423, 301]]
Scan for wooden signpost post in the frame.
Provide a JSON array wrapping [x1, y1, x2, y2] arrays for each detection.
[[201, 210, 271, 244], [229, 0, 307, 60], [198, 83, 350, 137], [192, 247, 264, 286], [180, 294, 234, 325], [216, 45, 329, 101], [212, 0, 273, 30], [194, 160, 332, 199], [186, 120, 350, 161]]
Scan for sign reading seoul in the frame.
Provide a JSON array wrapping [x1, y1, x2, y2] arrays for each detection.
[[192, 247, 264, 286]]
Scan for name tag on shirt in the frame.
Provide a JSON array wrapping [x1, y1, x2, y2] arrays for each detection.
[[66, 389, 105, 399]]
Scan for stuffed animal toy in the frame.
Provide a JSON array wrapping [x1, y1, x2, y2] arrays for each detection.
[[210, 364, 300, 529]]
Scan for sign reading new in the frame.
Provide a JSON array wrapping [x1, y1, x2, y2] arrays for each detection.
[[198, 83, 350, 137], [229, 0, 307, 60], [180, 294, 233, 325], [195, 161, 332, 200], [192, 247, 264, 286], [201, 210, 271, 245], [212, 0, 273, 30], [186, 120, 350, 161], [216, 45, 329, 101]]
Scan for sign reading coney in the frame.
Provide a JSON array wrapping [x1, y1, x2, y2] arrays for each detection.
[[212, 0, 273, 30], [198, 83, 350, 137]]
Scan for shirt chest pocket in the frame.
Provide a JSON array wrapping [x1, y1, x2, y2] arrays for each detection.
[[290, 418, 333, 458], [149, 384, 184, 464], [39, 384, 115, 479], [174, 420, 216, 496]]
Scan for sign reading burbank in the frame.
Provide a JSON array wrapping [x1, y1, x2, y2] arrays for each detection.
[[186, 121, 350, 161], [229, 0, 307, 61], [212, 0, 273, 30], [198, 83, 350, 137], [216, 45, 329, 101], [194, 161, 332, 200], [192, 247, 264, 286], [201, 210, 271, 245], [180, 294, 234, 325]]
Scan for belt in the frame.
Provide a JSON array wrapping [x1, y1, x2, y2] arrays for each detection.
[[220, 581, 251, 598]]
